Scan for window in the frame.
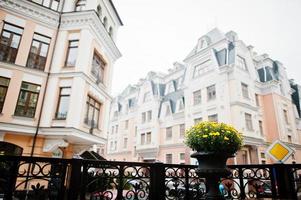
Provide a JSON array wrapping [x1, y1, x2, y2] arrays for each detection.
[[208, 114, 218, 122], [27, 33, 51, 70], [109, 27, 113, 37], [0, 22, 23, 63], [166, 154, 172, 164], [260, 152, 266, 159], [259, 120, 263, 136], [114, 141, 117, 150], [146, 132, 151, 144], [111, 126, 114, 134], [237, 55, 247, 71], [245, 113, 253, 131], [288, 135, 292, 143], [193, 89, 202, 105], [180, 153, 185, 160], [65, 40, 78, 67], [115, 125, 118, 133], [113, 111, 118, 118], [165, 104, 171, 116], [177, 98, 184, 111], [255, 94, 259, 106], [103, 17, 108, 29], [75, 0, 86, 11], [179, 124, 185, 138], [193, 60, 211, 78], [147, 110, 152, 121], [0, 77, 10, 113], [143, 92, 151, 102], [55, 87, 71, 119], [15, 82, 40, 118], [241, 83, 249, 99], [84, 96, 101, 129], [97, 5, 102, 17], [125, 120, 129, 129], [141, 133, 145, 145], [242, 150, 248, 164], [166, 127, 172, 140], [32, 0, 60, 10], [91, 52, 105, 84], [142, 112, 146, 123], [194, 117, 202, 125], [123, 138, 128, 148], [207, 85, 216, 101], [283, 109, 289, 124]]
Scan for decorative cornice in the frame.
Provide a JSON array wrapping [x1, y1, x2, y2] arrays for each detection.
[[60, 11, 122, 61], [230, 101, 259, 111], [1, 0, 60, 28]]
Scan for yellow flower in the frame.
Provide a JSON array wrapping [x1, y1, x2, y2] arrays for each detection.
[[224, 136, 229, 141], [226, 130, 231, 133], [205, 128, 208, 131], [215, 132, 220, 136], [202, 135, 208, 138]]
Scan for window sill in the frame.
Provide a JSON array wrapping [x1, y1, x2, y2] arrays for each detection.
[[53, 118, 66, 121], [12, 115, 35, 121]]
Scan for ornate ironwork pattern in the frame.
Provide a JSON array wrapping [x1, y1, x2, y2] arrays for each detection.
[[164, 164, 205, 200], [1, 156, 301, 200], [290, 164, 301, 199], [81, 160, 150, 200], [223, 165, 277, 199], [0, 156, 69, 200]]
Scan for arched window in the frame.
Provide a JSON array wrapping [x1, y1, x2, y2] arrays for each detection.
[[97, 5, 102, 17], [75, 0, 86, 11], [109, 27, 113, 37], [103, 17, 108, 29]]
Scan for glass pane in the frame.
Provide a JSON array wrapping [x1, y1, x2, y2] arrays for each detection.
[[21, 82, 40, 92], [51, 0, 59, 10], [0, 77, 10, 86], [1, 32, 11, 45], [0, 87, 8, 101], [40, 43, 49, 57], [30, 41, 40, 54], [4, 24, 23, 34], [57, 96, 69, 118], [66, 47, 78, 66], [70, 41, 79, 47], [94, 109, 99, 128], [43, 0, 51, 7], [11, 35, 20, 48]]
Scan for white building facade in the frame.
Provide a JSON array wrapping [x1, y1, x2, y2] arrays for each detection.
[[108, 28, 301, 164]]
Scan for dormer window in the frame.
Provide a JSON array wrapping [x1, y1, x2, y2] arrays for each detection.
[[165, 82, 175, 95], [176, 98, 184, 112], [76, 0, 86, 11]]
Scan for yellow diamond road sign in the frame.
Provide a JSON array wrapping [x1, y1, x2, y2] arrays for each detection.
[[266, 140, 294, 163]]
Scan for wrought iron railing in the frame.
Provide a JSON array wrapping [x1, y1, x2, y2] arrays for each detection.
[[0, 156, 301, 199]]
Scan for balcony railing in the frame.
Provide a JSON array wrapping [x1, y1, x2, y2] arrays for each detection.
[[0, 44, 18, 63], [0, 155, 301, 199]]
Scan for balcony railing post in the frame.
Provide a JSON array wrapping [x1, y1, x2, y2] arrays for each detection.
[[273, 164, 296, 199], [149, 162, 165, 200], [67, 159, 83, 200]]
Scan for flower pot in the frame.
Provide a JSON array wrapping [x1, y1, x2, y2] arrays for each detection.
[[191, 152, 233, 200]]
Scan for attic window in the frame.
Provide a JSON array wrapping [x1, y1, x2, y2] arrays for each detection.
[[176, 98, 184, 112], [165, 82, 174, 95]]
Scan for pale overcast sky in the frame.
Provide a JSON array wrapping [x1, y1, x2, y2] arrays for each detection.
[[111, 0, 301, 95]]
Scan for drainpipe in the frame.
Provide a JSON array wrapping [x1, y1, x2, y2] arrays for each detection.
[[30, 0, 66, 157]]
